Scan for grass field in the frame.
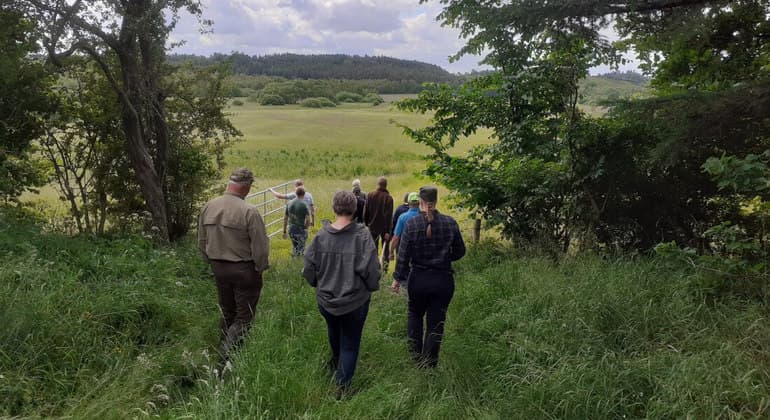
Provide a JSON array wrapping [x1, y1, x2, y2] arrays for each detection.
[[4, 209, 770, 418], [10, 86, 770, 419], [221, 99, 492, 258]]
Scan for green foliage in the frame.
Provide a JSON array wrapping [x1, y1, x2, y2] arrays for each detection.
[[300, 97, 337, 108], [258, 94, 285, 105], [231, 99, 244, 106], [364, 92, 385, 105], [170, 52, 458, 84], [657, 151, 770, 294], [398, 0, 770, 255], [38, 61, 240, 238], [0, 209, 215, 417], [335, 91, 364, 102], [0, 6, 54, 201]]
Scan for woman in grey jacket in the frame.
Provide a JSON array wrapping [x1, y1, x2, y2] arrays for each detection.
[[303, 191, 381, 391]]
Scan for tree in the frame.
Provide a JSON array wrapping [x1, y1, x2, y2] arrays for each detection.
[[397, 0, 770, 251], [0, 5, 53, 202], [23, 0, 209, 241]]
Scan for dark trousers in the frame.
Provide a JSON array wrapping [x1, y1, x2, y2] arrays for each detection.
[[407, 270, 454, 367], [319, 300, 370, 388], [371, 231, 390, 267], [210, 260, 263, 357]]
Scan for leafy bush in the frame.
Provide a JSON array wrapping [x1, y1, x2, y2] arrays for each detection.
[[231, 99, 244, 106], [300, 97, 336, 108], [364, 92, 385, 105], [259, 94, 285, 105], [335, 91, 364, 102]]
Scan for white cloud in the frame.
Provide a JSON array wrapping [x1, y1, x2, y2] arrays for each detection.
[[170, 0, 487, 73]]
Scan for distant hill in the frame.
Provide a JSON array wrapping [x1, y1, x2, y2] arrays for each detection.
[[169, 52, 458, 84]]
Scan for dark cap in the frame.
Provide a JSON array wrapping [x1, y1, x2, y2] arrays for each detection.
[[419, 186, 438, 202], [229, 168, 254, 185]]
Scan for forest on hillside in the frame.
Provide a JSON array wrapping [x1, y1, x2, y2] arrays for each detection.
[[169, 52, 458, 83]]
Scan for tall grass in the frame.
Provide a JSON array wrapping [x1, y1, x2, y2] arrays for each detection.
[[4, 208, 770, 418], [170, 243, 770, 419], [0, 209, 219, 418]]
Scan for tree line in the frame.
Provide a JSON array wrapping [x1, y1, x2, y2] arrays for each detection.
[[170, 52, 459, 84]]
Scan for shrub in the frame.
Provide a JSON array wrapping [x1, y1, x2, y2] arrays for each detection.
[[231, 99, 244, 106], [259, 94, 286, 106], [300, 97, 336, 108], [335, 91, 364, 103], [364, 92, 385, 105]]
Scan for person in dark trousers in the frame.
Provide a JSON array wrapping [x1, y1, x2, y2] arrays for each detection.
[[391, 192, 410, 236], [363, 176, 394, 271], [303, 191, 381, 393], [392, 186, 466, 368], [353, 184, 366, 223], [198, 168, 270, 361]]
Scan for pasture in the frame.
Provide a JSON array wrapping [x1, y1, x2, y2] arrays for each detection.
[[7, 93, 770, 419]]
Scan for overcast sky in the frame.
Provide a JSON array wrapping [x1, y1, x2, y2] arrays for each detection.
[[170, 0, 639, 75]]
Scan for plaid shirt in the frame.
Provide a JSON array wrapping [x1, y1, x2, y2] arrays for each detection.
[[393, 210, 466, 282]]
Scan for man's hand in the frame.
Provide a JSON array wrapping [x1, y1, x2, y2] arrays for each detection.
[[282, 232, 288, 239], [384, 233, 391, 241]]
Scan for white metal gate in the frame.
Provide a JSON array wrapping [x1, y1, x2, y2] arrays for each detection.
[[246, 181, 294, 238]]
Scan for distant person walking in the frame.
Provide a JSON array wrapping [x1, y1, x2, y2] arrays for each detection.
[[389, 192, 420, 268], [353, 184, 366, 223], [198, 168, 270, 360], [283, 187, 311, 256], [303, 191, 381, 393], [391, 192, 410, 242], [364, 176, 394, 270], [352, 178, 366, 198], [392, 186, 466, 368], [270, 179, 315, 226]]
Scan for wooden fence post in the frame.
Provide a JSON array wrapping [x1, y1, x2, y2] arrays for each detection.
[[472, 218, 481, 243]]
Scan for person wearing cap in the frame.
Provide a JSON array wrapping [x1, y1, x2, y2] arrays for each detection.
[[198, 168, 270, 360], [269, 179, 315, 226], [283, 187, 311, 256], [303, 191, 381, 393], [388, 192, 420, 267], [363, 176, 394, 270], [392, 186, 466, 368]]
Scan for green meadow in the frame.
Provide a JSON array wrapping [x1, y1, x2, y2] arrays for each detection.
[[5, 95, 770, 419]]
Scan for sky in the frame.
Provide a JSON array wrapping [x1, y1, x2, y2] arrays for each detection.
[[170, 0, 640, 75]]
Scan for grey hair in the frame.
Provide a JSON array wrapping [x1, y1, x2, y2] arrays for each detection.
[[332, 191, 357, 216]]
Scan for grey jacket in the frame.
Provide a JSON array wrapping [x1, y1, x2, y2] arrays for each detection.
[[303, 222, 380, 315]]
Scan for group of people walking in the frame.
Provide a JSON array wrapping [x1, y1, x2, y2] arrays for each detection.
[[198, 168, 466, 395]]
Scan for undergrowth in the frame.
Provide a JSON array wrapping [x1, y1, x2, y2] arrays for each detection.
[[3, 210, 770, 418]]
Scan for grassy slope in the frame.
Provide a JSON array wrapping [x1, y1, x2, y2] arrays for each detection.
[[4, 210, 770, 418]]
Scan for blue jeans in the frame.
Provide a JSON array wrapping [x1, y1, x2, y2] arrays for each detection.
[[289, 225, 307, 256], [319, 300, 370, 388]]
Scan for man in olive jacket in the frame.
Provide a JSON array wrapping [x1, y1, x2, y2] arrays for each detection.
[[198, 168, 270, 359]]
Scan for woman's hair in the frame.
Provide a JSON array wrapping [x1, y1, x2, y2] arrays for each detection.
[[419, 186, 439, 239], [332, 190, 357, 216], [424, 201, 436, 239]]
